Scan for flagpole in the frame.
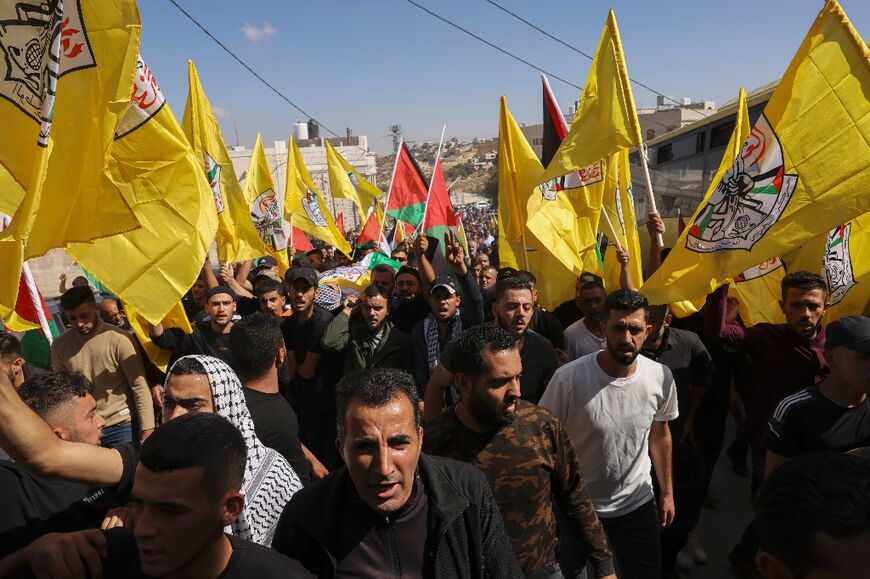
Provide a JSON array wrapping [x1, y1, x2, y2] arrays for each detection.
[[599, 208, 624, 252], [418, 124, 447, 233], [519, 230, 530, 270], [640, 143, 664, 247], [379, 138, 404, 241]]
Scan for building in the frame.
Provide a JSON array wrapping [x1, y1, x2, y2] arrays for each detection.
[[228, 132, 378, 231]]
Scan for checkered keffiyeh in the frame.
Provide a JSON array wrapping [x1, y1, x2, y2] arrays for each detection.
[[166, 355, 303, 546]]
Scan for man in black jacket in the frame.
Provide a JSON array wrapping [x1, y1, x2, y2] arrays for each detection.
[[273, 368, 521, 578]]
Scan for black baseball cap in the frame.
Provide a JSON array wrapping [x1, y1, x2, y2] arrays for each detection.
[[825, 316, 870, 352], [285, 266, 319, 288], [253, 256, 277, 269], [431, 275, 458, 295]]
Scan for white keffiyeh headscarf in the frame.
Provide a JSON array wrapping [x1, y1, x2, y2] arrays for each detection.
[[165, 355, 302, 546]]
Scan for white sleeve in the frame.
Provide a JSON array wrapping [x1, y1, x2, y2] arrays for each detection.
[[654, 365, 679, 422], [538, 366, 568, 424]]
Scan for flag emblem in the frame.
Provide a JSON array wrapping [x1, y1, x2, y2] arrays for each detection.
[[687, 115, 796, 253], [250, 189, 287, 251], [346, 170, 360, 187], [734, 257, 784, 282], [0, 1, 94, 123], [823, 223, 855, 306], [115, 56, 165, 138], [204, 152, 224, 214], [302, 188, 328, 227]]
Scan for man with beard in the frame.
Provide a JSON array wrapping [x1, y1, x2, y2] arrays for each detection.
[[99, 298, 131, 332], [424, 325, 616, 579], [390, 266, 430, 334], [423, 276, 558, 420], [515, 270, 565, 350], [150, 286, 238, 368], [553, 273, 606, 330], [563, 280, 607, 361], [321, 285, 412, 374], [52, 287, 154, 447], [539, 289, 678, 579]]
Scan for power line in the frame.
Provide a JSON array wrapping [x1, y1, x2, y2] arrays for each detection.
[[403, 0, 582, 91], [165, 0, 373, 155], [483, 0, 711, 116]]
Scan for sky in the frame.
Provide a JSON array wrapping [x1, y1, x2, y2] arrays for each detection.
[[139, 0, 870, 155]]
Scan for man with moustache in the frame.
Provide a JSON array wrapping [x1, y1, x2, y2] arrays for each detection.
[[563, 280, 607, 361], [423, 276, 559, 420], [539, 289, 678, 579], [424, 324, 616, 579]]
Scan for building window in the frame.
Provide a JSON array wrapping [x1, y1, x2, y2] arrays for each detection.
[[646, 128, 656, 140], [696, 131, 706, 153], [657, 144, 673, 164], [710, 121, 735, 149]]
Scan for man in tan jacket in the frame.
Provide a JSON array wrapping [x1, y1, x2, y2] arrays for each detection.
[[50, 287, 154, 446]]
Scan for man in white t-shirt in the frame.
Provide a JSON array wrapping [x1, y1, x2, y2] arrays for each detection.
[[540, 289, 677, 579], [563, 279, 607, 361]]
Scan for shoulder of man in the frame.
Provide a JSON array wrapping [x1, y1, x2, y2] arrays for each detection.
[[768, 386, 819, 436], [419, 453, 490, 500], [226, 534, 317, 577]]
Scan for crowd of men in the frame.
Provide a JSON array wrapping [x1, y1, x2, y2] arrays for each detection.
[[0, 210, 868, 579]]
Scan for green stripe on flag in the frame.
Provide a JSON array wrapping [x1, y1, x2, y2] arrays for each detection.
[[387, 202, 426, 228]]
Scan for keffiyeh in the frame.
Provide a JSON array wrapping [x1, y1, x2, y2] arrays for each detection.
[[166, 355, 302, 546], [423, 311, 463, 372]]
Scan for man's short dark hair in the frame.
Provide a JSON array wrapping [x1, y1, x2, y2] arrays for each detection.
[[335, 368, 421, 439], [229, 312, 283, 380], [254, 279, 284, 298], [70, 276, 89, 288], [305, 249, 321, 258], [205, 286, 236, 303], [0, 333, 22, 361], [59, 286, 96, 312], [514, 270, 536, 285], [602, 289, 650, 323], [18, 372, 93, 419], [781, 271, 828, 300], [396, 266, 421, 282], [168, 356, 206, 377], [139, 412, 247, 500], [756, 451, 870, 577], [580, 280, 606, 294], [496, 267, 518, 282], [371, 264, 395, 276], [494, 275, 532, 302], [362, 284, 390, 301], [452, 325, 517, 380]]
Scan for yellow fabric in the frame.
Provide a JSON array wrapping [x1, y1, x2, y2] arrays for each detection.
[[643, 2, 870, 305], [640, 89, 750, 305], [602, 149, 643, 291], [182, 60, 266, 264], [0, 0, 141, 315], [539, 10, 642, 183], [285, 137, 352, 255], [497, 97, 585, 311], [244, 135, 291, 275], [729, 258, 786, 326], [67, 57, 218, 325], [127, 302, 192, 372], [785, 210, 870, 322], [0, 167, 24, 216], [325, 142, 382, 223]]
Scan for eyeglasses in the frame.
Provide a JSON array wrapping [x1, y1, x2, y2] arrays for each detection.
[[394, 256, 408, 263]]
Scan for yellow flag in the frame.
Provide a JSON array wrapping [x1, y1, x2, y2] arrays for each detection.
[[182, 60, 266, 264], [785, 211, 870, 322], [67, 56, 218, 325], [325, 141, 382, 223], [245, 135, 291, 275], [730, 257, 787, 326], [0, 0, 141, 314], [640, 89, 750, 304], [644, 1, 870, 305], [285, 137, 352, 255], [539, 10, 642, 183], [602, 149, 643, 290], [498, 96, 593, 310], [127, 302, 192, 372]]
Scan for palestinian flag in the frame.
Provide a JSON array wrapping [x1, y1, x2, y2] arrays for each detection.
[[356, 202, 391, 256], [335, 213, 346, 238], [421, 158, 463, 275], [542, 75, 583, 190], [8, 272, 60, 369], [292, 226, 313, 252], [385, 143, 429, 228]]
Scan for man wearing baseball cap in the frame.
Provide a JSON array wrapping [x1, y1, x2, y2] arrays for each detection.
[[410, 273, 483, 392], [764, 315, 870, 476]]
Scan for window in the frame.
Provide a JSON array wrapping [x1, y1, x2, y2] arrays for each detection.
[[646, 128, 656, 140], [696, 131, 706, 153], [710, 121, 736, 149], [657, 144, 673, 164]]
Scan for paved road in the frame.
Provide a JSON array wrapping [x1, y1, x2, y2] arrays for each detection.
[[673, 422, 756, 578]]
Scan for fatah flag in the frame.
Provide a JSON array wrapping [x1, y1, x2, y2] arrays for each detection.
[[326, 142, 382, 223], [0, 0, 141, 319], [385, 143, 429, 228], [244, 135, 291, 275], [183, 60, 267, 264], [643, 1, 870, 305], [68, 56, 218, 325]]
